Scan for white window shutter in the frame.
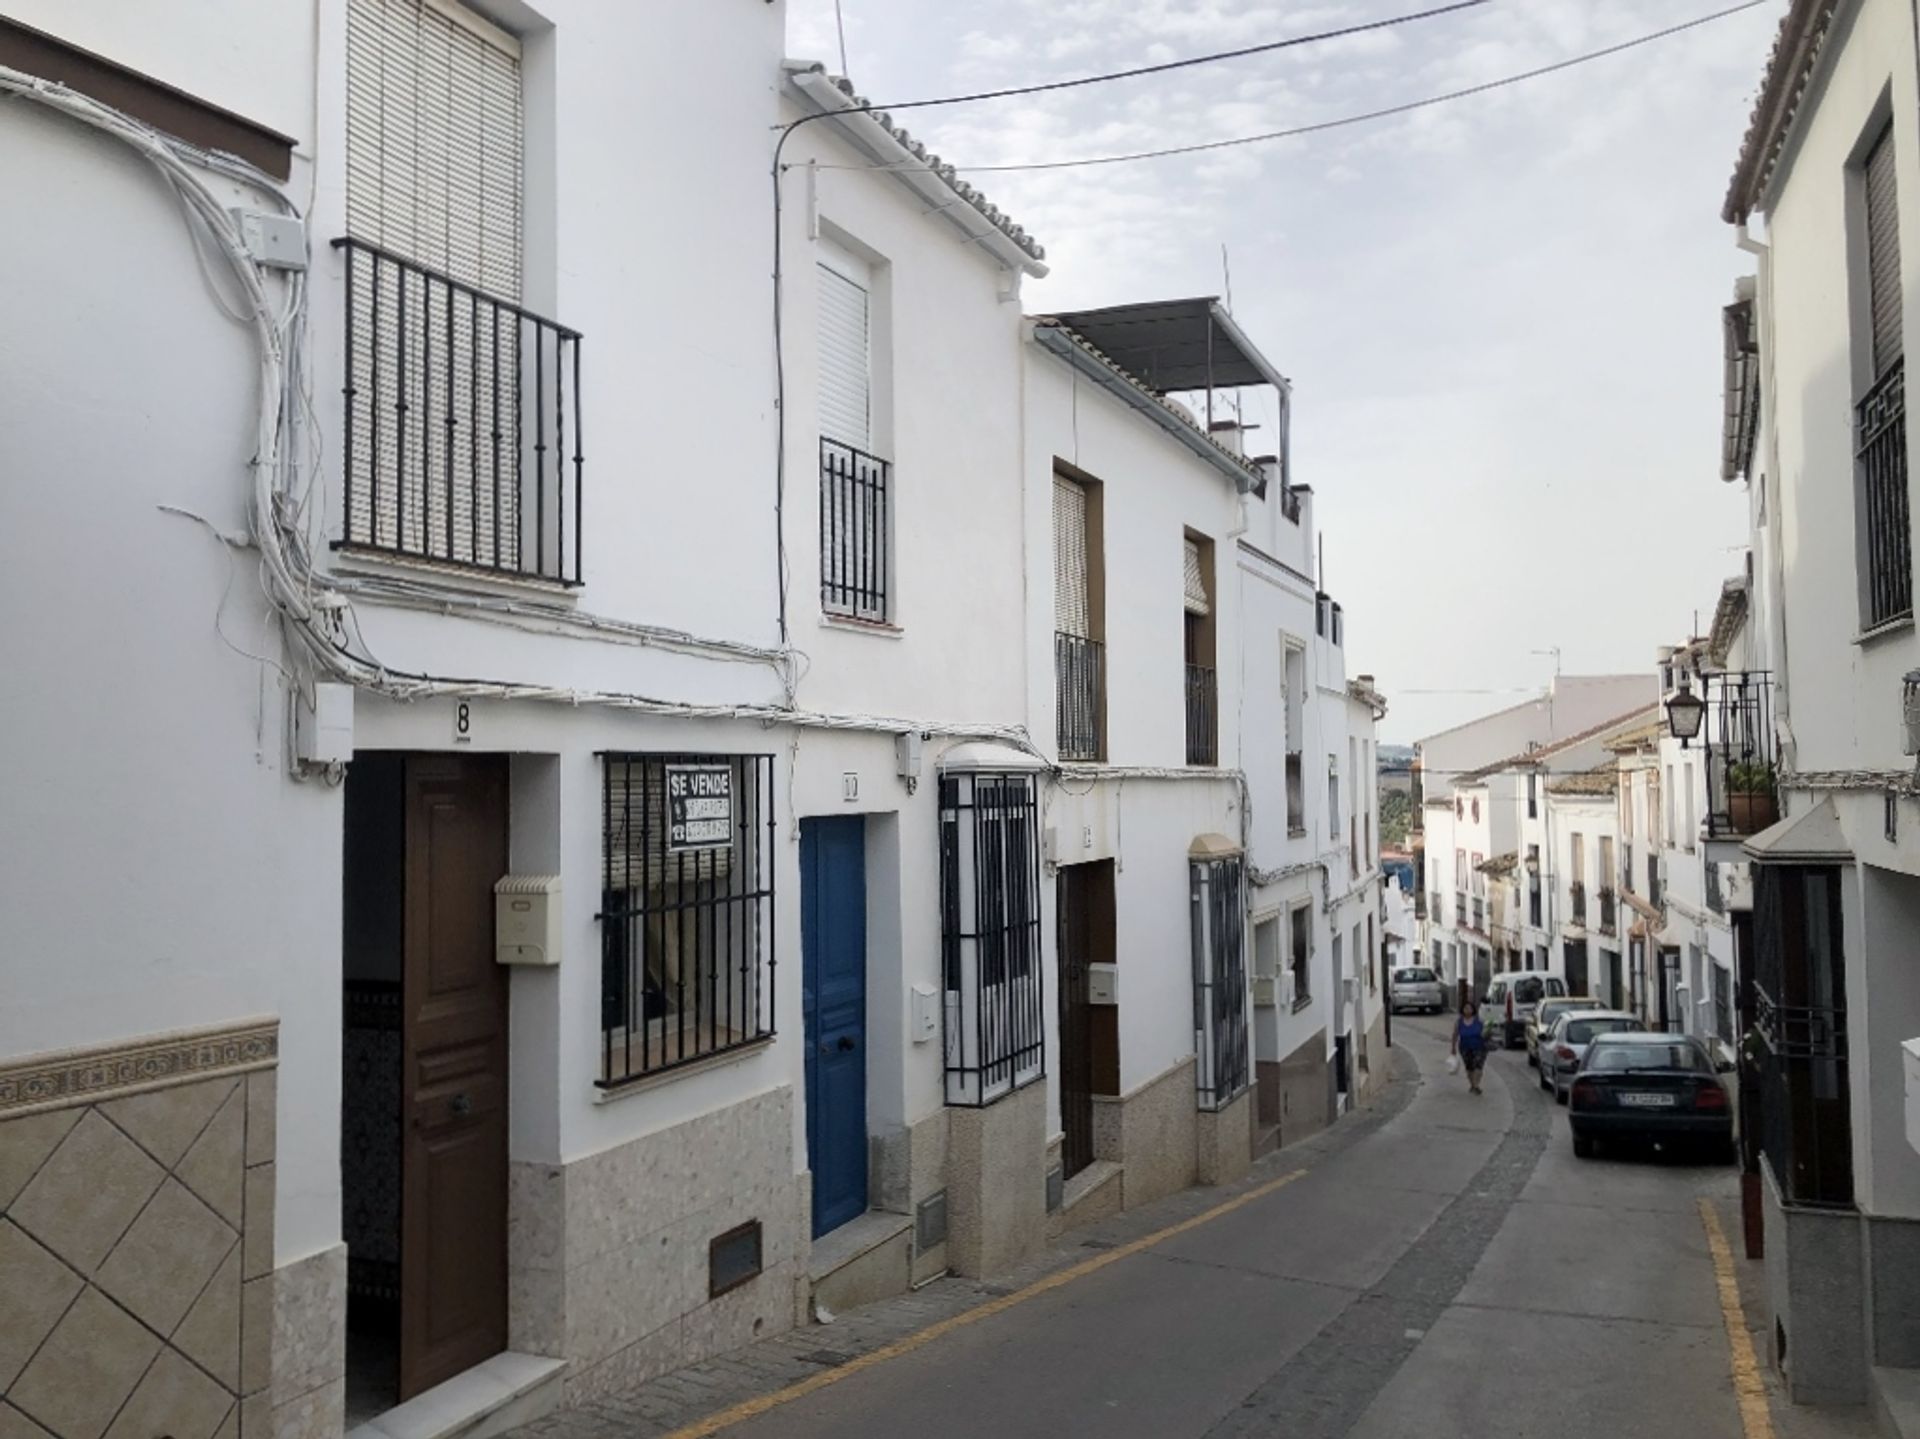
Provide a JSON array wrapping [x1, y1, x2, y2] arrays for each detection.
[[817, 263, 872, 452], [1053, 478, 1089, 637], [1183, 538, 1210, 616]]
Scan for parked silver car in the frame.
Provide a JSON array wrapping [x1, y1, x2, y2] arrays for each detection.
[[1484, 973, 1567, 1048], [1539, 1010, 1646, 1102], [1389, 966, 1445, 1014]]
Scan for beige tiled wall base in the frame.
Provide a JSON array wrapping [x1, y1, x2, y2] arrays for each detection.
[[507, 1087, 804, 1407], [1093, 1056, 1199, 1210], [1194, 1089, 1252, 1187], [1255, 1026, 1332, 1150], [0, 1020, 278, 1439], [945, 1079, 1046, 1278]]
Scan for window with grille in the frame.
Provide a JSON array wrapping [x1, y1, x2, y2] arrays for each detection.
[[940, 772, 1045, 1105], [339, 0, 580, 584], [1054, 477, 1103, 760], [1857, 120, 1910, 626], [1290, 903, 1312, 1007], [598, 754, 776, 1088], [1191, 856, 1248, 1110], [819, 248, 890, 621]]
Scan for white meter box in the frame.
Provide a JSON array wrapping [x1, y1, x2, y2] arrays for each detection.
[[495, 875, 561, 966]]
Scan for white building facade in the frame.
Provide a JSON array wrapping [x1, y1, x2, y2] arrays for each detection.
[[1719, 0, 1920, 1408], [0, 7, 1389, 1437]]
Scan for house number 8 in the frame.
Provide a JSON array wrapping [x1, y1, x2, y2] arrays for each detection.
[[454, 702, 473, 744]]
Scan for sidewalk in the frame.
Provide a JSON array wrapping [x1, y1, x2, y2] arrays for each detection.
[[514, 1050, 1422, 1439]]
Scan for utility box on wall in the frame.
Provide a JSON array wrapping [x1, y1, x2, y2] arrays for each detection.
[[495, 875, 561, 966], [1088, 963, 1118, 1006]]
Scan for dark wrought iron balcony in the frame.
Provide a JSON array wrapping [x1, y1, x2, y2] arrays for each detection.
[[1858, 359, 1909, 628], [1185, 664, 1217, 766], [1702, 670, 1778, 839], [1598, 887, 1617, 935], [820, 438, 891, 622], [334, 237, 583, 585], [1570, 881, 1587, 926], [1055, 632, 1104, 762], [1286, 752, 1305, 833]]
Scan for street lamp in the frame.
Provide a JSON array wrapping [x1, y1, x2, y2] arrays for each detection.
[[1666, 678, 1706, 749]]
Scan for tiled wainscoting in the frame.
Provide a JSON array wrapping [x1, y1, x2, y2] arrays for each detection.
[[0, 1019, 278, 1439]]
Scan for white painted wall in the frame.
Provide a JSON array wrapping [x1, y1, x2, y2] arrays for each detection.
[[0, 56, 345, 1262], [1416, 675, 1656, 801]]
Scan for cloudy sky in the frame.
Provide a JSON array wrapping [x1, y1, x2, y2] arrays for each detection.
[[786, 0, 1784, 742]]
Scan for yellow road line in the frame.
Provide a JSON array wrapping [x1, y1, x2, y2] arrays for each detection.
[[662, 1166, 1310, 1439], [1698, 1198, 1776, 1439]]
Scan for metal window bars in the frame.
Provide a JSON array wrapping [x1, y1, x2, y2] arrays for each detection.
[[1859, 358, 1910, 628], [335, 237, 583, 585], [1701, 671, 1777, 839], [1191, 856, 1249, 1111], [1055, 632, 1105, 762], [940, 772, 1046, 1107], [820, 438, 890, 622], [1185, 664, 1218, 766], [596, 753, 776, 1089]]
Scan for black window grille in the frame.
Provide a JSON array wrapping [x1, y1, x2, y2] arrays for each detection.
[[1570, 881, 1587, 926], [820, 438, 890, 622], [1860, 364, 1912, 628], [1185, 665, 1218, 766], [597, 753, 776, 1089], [1055, 632, 1104, 761], [940, 772, 1045, 1106], [1192, 856, 1249, 1110], [1598, 887, 1616, 934], [335, 237, 583, 585], [1754, 864, 1853, 1207], [1286, 753, 1305, 833], [1290, 905, 1312, 1008], [1703, 671, 1778, 838]]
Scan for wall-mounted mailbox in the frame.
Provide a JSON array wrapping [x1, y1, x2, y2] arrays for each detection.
[[910, 984, 939, 1043], [495, 875, 561, 966], [1088, 963, 1118, 1006]]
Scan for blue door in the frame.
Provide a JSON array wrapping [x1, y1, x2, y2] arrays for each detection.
[[802, 817, 867, 1238]]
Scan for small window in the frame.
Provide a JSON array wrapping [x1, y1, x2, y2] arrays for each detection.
[[1566, 1017, 1640, 1044], [1289, 904, 1313, 1007]]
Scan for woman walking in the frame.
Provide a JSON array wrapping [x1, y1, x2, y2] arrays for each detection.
[[1453, 999, 1488, 1096]]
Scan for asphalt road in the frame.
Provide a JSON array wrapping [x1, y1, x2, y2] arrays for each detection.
[[712, 1017, 1757, 1439]]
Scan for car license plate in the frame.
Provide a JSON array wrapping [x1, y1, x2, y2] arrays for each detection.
[[1619, 1092, 1675, 1107]]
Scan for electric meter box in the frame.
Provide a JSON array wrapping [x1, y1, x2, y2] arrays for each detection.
[[495, 875, 561, 966]]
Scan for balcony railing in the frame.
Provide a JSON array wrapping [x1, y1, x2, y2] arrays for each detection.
[[335, 237, 583, 585], [1858, 359, 1910, 628], [1570, 882, 1587, 926], [1598, 887, 1617, 935], [820, 438, 891, 622], [1285, 752, 1305, 833], [1702, 671, 1778, 839], [1055, 632, 1104, 762], [1647, 855, 1663, 909], [1185, 664, 1217, 766]]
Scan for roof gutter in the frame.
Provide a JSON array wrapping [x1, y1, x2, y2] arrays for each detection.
[[1031, 323, 1260, 493], [785, 65, 1049, 280]]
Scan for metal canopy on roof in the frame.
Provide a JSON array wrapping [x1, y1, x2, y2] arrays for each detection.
[[1043, 297, 1288, 395]]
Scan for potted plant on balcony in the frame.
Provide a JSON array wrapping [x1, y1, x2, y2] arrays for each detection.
[[1727, 761, 1779, 834]]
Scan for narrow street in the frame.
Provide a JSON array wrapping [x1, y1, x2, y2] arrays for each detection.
[[524, 1020, 1839, 1439]]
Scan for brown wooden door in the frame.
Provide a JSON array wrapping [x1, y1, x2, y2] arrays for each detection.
[[400, 754, 510, 1400]]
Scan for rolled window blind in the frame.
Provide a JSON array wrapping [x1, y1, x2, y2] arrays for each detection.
[[1183, 538, 1210, 616], [818, 263, 872, 451], [1053, 478, 1090, 636], [1865, 122, 1903, 380]]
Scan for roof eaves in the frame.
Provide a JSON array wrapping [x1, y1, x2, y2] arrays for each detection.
[[1030, 320, 1267, 493], [784, 62, 1048, 275], [1723, 0, 1842, 224]]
